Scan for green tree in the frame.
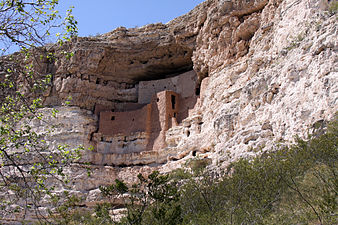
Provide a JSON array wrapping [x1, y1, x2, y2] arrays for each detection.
[[0, 0, 77, 54], [99, 171, 182, 225], [0, 0, 79, 223]]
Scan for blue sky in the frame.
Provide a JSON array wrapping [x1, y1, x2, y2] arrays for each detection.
[[58, 0, 205, 37], [0, 1, 205, 54]]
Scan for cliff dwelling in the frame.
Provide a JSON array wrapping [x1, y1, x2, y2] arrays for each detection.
[[91, 70, 199, 164]]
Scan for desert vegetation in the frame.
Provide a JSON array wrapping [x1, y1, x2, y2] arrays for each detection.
[[58, 116, 337, 225], [0, 0, 81, 222]]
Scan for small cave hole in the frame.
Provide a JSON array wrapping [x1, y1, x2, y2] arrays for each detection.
[[96, 78, 101, 84], [186, 130, 190, 137], [195, 87, 200, 96], [156, 98, 160, 102], [173, 113, 177, 118], [171, 95, 176, 110], [130, 60, 134, 64], [111, 116, 115, 121], [141, 60, 148, 64], [132, 118, 135, 121], [164, 86, 167, 89], [192, 150, 197, 156]]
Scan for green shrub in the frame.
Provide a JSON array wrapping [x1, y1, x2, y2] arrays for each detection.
[[185, 157, 212, 175], [91, 116, 337, 225], [181, 117, 337, 225], [328, 1, 338, 14]]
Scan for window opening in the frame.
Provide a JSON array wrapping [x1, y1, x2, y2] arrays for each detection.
[[195, 87, 200, 96], [171, 95, 176, 110]]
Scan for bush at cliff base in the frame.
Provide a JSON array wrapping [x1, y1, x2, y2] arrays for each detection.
[[62, 116, 337, 225]]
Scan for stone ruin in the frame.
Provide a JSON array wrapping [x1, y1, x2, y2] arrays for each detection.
[[89, 70, 198, 165]]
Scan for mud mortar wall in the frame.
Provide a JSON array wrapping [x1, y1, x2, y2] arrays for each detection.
[[95, 90, 181, 156], [138, 70, 197, 104], [99, 107, 149, 136]]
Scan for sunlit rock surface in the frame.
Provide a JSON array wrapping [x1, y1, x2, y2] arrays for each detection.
[[43, 0, 338, 209]]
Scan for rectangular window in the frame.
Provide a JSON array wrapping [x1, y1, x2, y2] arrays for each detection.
[[171, 95, 176, 110]]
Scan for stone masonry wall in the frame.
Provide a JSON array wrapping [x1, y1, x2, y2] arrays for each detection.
[[138, 70, 197, 104], [99, 107, 149, 136], [92, 90, 181, 160]]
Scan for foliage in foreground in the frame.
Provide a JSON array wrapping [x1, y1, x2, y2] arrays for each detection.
[[62, 117, 337, 225], [0, 0, 79, 222]]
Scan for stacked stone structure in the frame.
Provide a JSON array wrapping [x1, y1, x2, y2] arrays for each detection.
[[89, 70, 198, 165]]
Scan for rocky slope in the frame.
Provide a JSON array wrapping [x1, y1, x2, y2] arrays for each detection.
[[1, 0, 337, 221]]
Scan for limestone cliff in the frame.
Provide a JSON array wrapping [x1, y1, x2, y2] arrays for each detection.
[[2, 0, 337, 217]]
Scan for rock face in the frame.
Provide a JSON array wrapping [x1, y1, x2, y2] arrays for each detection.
[[41, 0, 337, 207], [1, 0, 337, 221], [44, 0, 337, 166], [163, 0, 337, 170]]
